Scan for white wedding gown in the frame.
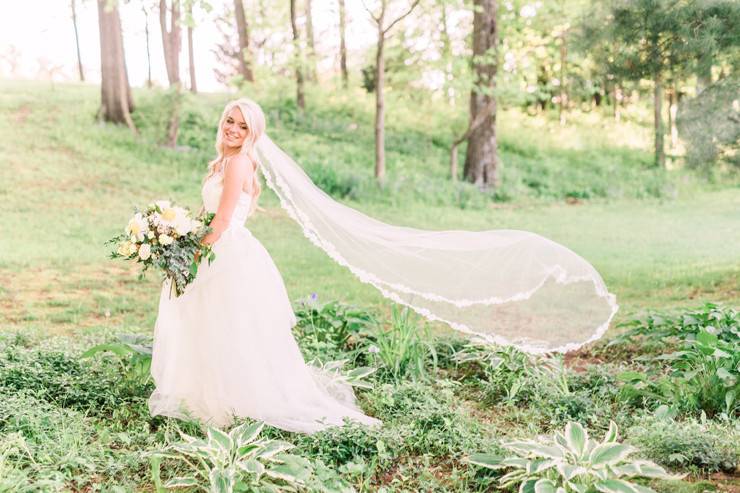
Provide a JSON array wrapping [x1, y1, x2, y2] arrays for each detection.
[[148, 165, 382, 434]]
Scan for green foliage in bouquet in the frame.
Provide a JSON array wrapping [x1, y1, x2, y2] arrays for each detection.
[[107, 201, 217, 297]]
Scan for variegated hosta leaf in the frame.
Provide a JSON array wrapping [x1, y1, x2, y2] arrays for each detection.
[[630, 484, 658, 493], [565, 422, 588, 458], [255, 440, 296, 460], [499, 469, 528, 487], [556, 463, 586, 481], [589, 443, 635, 467], [209, 467, 236, 493], [603, 421, 619, 443], [238, 458, 266, 479], [465, 453, 505, 469], [534, 478, 558, 493], [567, 482, 588, 493], [265, 454, 312, 484], [208, 427, 235, 453], [630, 460, 678, 480], [230, 421, 264, 445], [519, 478, 537, 493], [500, 457, 530, 469], [163, 476, 199, 488], [593, 479, 640, 493], [237, 443, 260, 459], [505, 441, 566, 460], [527, 459, 557, 474]]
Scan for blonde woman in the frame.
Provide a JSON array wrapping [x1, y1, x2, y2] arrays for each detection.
[[148, 98, 382, 434]]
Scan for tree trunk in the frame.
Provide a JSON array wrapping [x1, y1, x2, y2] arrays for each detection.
[[653, 73, 665, 168], [187, 2, 197, 93], [613, 84, 622, 122], [669, 83, 678, 149], [234, 0, 254, 82], [159, 0, 181, 86], [97, 0, 137, 133], [143, 5, 153, 88], [463, 0, 498, 189], [338, 0, 348, 88], [290, 0, 305, 111], [558, 31, 567, 126], [374, 24, 386, 181], [71, 0, 85, 81], [697, 53, 712, 93], [306, 0, 317, 81], [440, 2, 454, 104]]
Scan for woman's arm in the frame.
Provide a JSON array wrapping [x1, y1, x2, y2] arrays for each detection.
[[201, 155, 253, 246]]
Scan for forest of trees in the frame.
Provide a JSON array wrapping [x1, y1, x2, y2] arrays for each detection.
[[86, 0, 739, 190]]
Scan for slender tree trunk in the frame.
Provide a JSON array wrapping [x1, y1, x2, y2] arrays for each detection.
[[186, 2, 197, 93], [290, 0, 305, 111], [669, 83, 678, 149], [159, 0, 181, 86], [440, 2, 454, 104], [369, 0, 420, 182], [71, 0, 85, 81], [558, 31, 567, 126], [653, 73, 665, 168], [234, 0, 254, 82], [463, 0, 498, 189], [306, 0, 317, 81], [97, 0, 137, 133], [143, 5, 153, 88], [338, 0, 348, 88], [613, 84, 622, 122], [374, 23, 386, 181]]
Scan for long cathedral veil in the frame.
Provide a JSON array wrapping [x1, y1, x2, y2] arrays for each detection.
[[255, 133, 619, 354]]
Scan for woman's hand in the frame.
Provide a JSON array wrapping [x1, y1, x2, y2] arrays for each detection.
[[201, 230, 221, 248]]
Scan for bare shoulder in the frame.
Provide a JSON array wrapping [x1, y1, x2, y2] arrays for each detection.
[[224, 154, 254, 174]]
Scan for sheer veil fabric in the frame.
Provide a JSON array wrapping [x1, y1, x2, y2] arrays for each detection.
[[255, 134, 619, 354]]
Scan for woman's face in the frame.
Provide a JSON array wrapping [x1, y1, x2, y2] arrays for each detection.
[[222, 107, 249, 149]]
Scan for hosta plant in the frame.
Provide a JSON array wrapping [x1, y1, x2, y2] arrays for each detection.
[[149, 420, 316, 493], [466, 421, 681, 493], [307, 358, 377, 390]]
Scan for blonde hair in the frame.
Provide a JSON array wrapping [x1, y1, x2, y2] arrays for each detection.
[[203, 97, 267, 212]]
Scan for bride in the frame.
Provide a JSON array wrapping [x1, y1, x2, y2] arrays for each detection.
[[149, 96, 618, 433], [148, 98, 382, 434]]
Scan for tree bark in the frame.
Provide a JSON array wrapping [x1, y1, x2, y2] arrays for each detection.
[[338, 0, 348, 88], [97, 0, 137, 133], [159, 0, 181, 86], [187, 1, 197, 93], [374, 21, 386, 181], [653, 73, 665, 168], [234, 0, 254, 82], [558, 30, 567, 126], [306, 0, 317, 81], [290, 0, 305, 111], [463, 0, 498, 190], [143, 5, 153, 88], [368, 0, 420, 182], [71, 0, 85, 81]]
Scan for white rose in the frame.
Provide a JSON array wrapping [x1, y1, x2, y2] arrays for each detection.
[[125, 213, 147, 241], [147, 230, 156, 240], [159, 234, 174, 246], [138, 243, 152, 260], [126, 241, 138, 256], [117, 242, 130, 256], [175, 216, 193, 236]]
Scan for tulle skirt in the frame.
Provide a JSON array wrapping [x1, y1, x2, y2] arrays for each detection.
[[148, 224, 382, 434]]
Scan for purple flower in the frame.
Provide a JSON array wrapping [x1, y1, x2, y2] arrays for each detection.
[[310, 292, 318, 301]]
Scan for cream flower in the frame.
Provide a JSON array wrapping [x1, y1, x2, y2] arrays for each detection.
[[125, 213, 147, 241], [138, 243, 152, 260], [159, 234, 174, 246]]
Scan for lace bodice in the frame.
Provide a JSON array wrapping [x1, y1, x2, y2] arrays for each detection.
[[201, 166, 254, 229]]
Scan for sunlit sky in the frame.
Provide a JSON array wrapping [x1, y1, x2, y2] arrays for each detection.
[[1, 0, 382, 93]]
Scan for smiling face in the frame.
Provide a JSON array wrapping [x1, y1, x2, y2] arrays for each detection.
[[222, 107, 249, 150]]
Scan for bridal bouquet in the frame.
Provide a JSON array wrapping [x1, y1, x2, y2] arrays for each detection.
[[108, 200, 216, 297]]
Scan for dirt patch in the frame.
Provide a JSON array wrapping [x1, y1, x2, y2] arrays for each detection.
[[13, 104, 31, 124]]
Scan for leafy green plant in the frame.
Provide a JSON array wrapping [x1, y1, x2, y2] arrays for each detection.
[[626, 411, 739, 474], [363, 305, 438, 382], [306, 358, 377, 390], [466, 421, 680, 493], [611, 303, 739, 347], [149, 420, 324, 493], [293, 294, 377, 351], [81, 334, 153, 385]]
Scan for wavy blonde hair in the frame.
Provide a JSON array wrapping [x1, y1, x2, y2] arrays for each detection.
[[202, 97, 266, 213]]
